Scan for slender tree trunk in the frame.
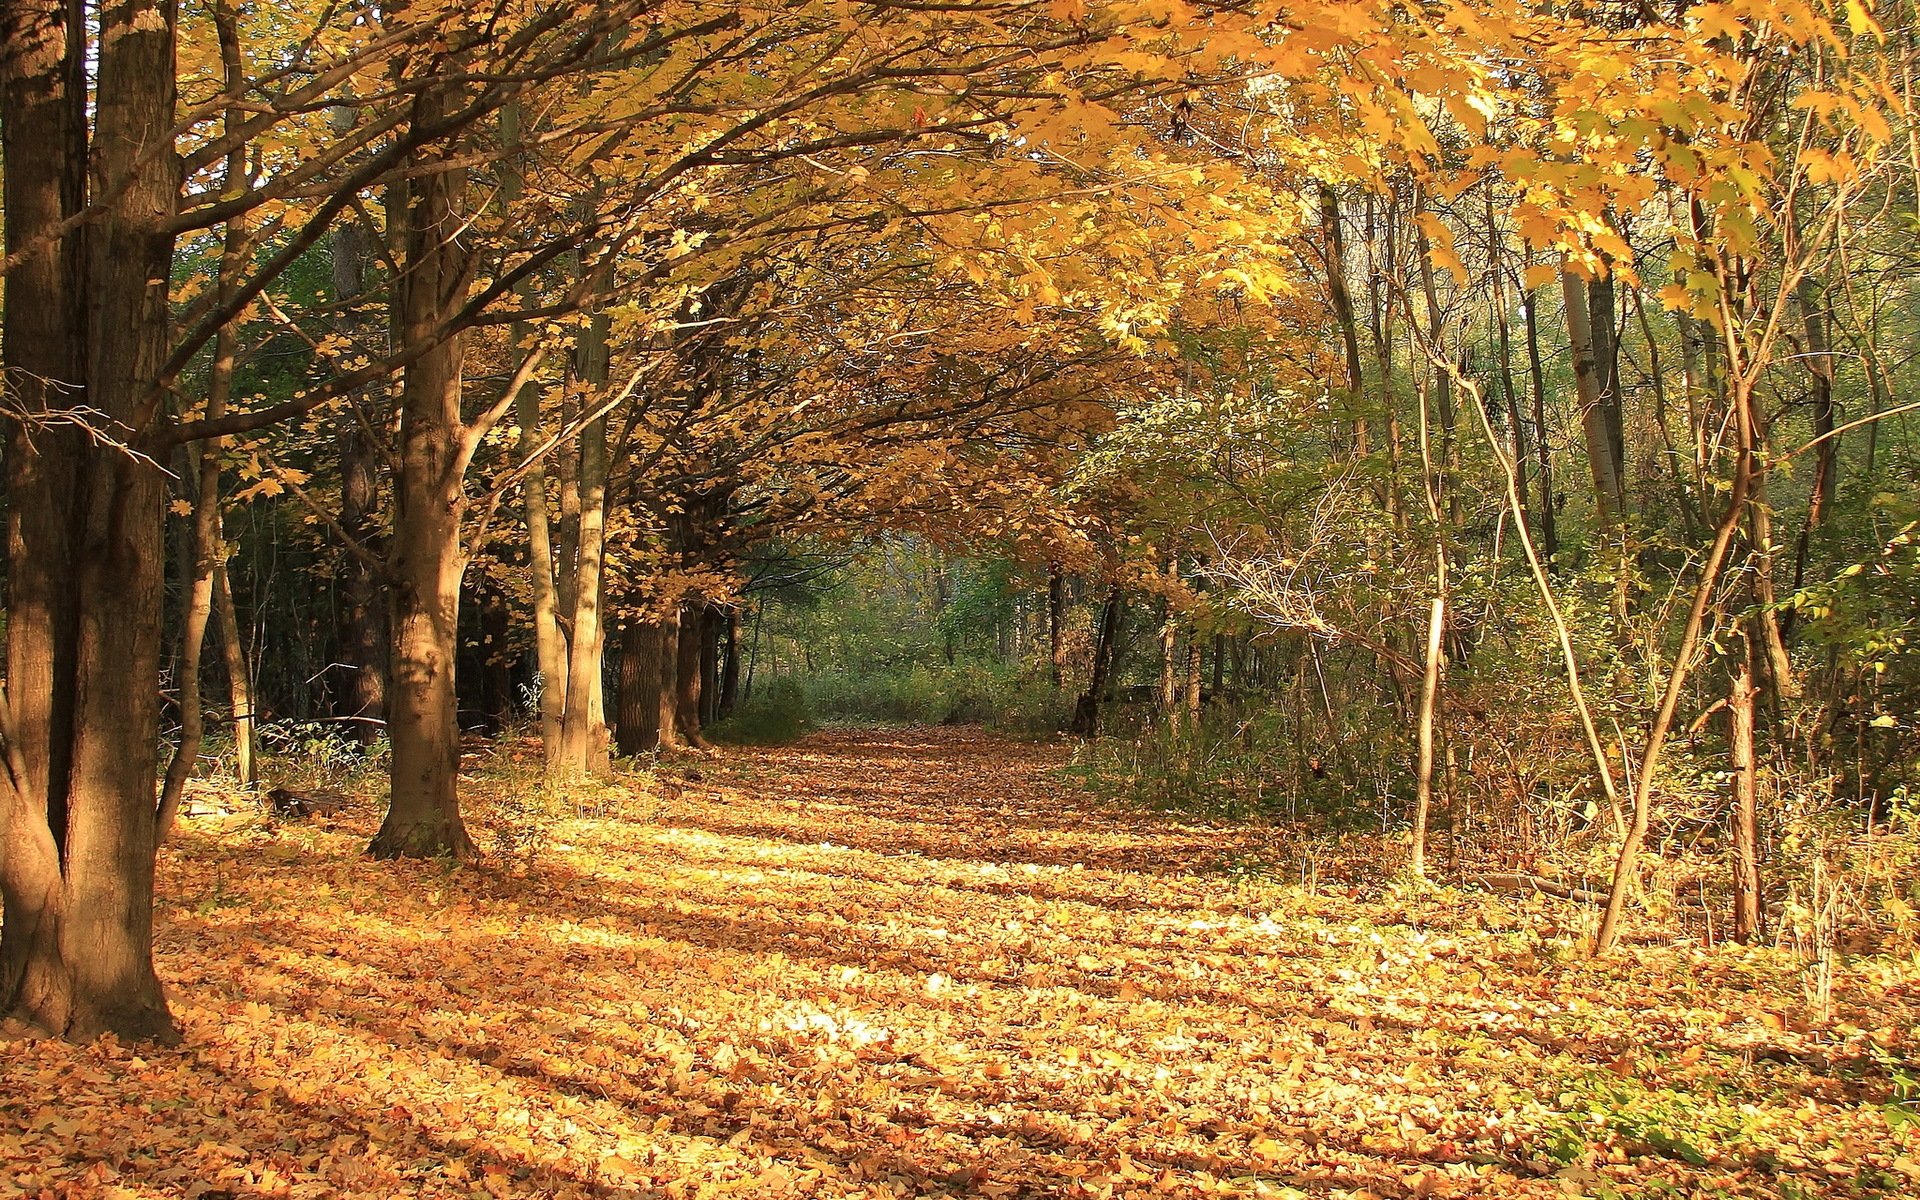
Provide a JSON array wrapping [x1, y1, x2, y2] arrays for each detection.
[[1182, 631, 1203, 724], [161, 10, 247, 836], [555, 324, 611, 777], [1729, 631, 1763, 943], [1071, 587, 1124, 738], [1789, 274, 1836, 614], [1157, 577, 1179, 729], [1321, 183, 1368, 453], [1563, 269, 1628, 528], [719, 609, 741, 719], [1594, 376, 1757, 956], [1485, 191, 1531, 541], [332, 105, 386, 739], [373, 80, 477, 860], [1047, 568, 1068, 688], [500, 103, 565, 761], [1412, 592, 1445, 880], [1520, 277, 1559, 564], [701, 609, 723, 727], [212, 562, 257, 788], [1588, 273, 1628, 496]]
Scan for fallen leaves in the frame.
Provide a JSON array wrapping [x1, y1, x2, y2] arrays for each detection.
[[3, 727, 1917, 1198]]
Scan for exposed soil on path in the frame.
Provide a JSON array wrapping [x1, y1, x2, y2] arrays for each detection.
[[3, 727, 1914, 1198]]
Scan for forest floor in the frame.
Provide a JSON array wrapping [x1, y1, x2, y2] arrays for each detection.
[[4, 727, 1919, 1200]]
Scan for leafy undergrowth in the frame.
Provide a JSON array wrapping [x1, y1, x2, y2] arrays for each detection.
[[5, 728, 1919, 1200]]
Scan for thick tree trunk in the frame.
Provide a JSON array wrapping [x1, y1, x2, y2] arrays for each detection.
[[2, 0, 181, 1042], [616, 615, 682, 756], [373, 84, 476, 860], [674, 603, 710, 747]]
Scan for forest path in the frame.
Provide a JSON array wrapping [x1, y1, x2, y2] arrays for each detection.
[[3, 727, 1905, 1199]]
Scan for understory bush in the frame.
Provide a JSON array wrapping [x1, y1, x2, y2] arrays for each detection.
[[778, 660, 1071, 737], [708, 678, 814, 745]]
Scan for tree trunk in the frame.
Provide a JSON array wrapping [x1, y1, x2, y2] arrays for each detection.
[[1520, 277, 1559, 565], [719, 609, 741, 719], [2, 0, 181, 1042], [1485, 190, 1531, 542], [555, 346, 610, 778], [616, 612, 683, 756], [160, 11, 247, 836], [1563, 269, 1628, 528], [1047, 568, 1068, 688], [372, 82, 476, 860], [1182, 631, 1203, 725], [1729, 631, 1762, 943], [1157, 587, 1179, 729], [1070, 587, 1124, 738], [332, 108, 386, 739], [1594, 376, 1757, 956], [701, 608, 723, 727], [212, 561, 257, 788], [1321, 183, 1367, 453], [674, 602, 709, 747], [1789, 274, 1836, 614], [501, 102, 565, 761]]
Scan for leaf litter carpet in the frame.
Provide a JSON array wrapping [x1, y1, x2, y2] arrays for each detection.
[[4, 727, 1916, 1199]]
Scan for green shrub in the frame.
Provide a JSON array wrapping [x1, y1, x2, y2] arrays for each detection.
[[708, 677, 814, 745], [785, 660, 1070, 734]]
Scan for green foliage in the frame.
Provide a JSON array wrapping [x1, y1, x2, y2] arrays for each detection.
[[256, 720, 387, 788], [1067, 705, 1403, 827], [708, 678, 815, 745]]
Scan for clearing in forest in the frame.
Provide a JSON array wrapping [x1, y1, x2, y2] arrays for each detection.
[[3, 728, 1916, 1199]]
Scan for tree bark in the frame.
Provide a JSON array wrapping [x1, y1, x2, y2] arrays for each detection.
[[212, 561, 257, 789], [1, 0, 181, 1042], [616, 610, 683, 756], [161, 7, 247, 836], [1047, 567, 1068, 688], [1729, 631, 1763, 943], [674, 602, 710, 747], [1519, 277, 1559, 565], [331, 107, 387, 739], [372, 79, 477, 860], [1320, 183, 1367, 453], [1563, 269, 1628, 528], [719, 609, 741, 719], [554, 314, 611, 778], [1070, 587, 1124, 738]]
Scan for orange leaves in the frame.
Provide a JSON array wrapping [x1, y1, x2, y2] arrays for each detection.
[[7, 728, 1919, 1197]]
